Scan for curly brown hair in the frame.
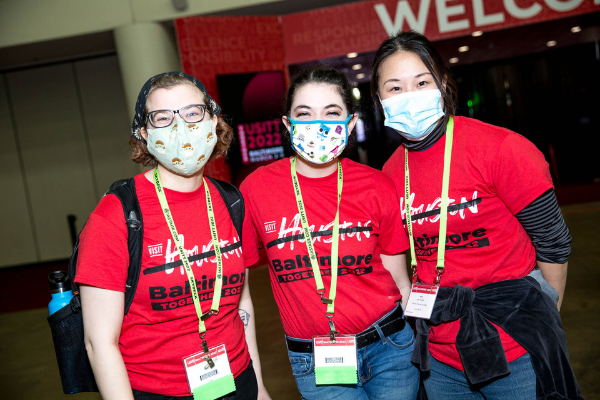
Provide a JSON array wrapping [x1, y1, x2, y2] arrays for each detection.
[[129, 75, 233, 167]]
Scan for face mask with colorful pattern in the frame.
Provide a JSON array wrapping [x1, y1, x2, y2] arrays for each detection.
[[147, 119, 216, 176], [289, 116, 351, 164]]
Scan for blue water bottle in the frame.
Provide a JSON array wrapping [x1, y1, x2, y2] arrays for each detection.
[[48, 271, 74, 315]]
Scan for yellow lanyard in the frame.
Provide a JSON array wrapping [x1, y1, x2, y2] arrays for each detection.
[[405, 117, 454, 285], [153, 168, 223, 352], [291, 157, 343, 339]]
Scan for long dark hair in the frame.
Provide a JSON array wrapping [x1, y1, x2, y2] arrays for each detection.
[[283, 66, 357, 154], [370, 31, 458, 117]]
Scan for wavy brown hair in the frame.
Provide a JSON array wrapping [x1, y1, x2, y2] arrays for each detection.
[[129, 75, 233, 167]]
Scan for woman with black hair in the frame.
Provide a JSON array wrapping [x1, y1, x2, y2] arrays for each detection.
[[241, 67, 419, 399], [372, 31, 581, 400]]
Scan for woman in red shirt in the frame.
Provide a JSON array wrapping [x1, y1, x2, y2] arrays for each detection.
[[76, 72, 270, 400], [241, 67, 419, 399], [372, 32, 579, 400]]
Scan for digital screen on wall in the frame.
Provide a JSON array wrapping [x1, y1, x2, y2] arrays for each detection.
[[217, 71, 287, 169]]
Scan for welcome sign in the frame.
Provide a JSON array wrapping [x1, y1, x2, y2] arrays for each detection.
[[281, 0, 600, 64]]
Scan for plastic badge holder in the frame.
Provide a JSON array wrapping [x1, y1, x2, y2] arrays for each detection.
[[313, 335, 358, 385], [183, 343, 235, 400]]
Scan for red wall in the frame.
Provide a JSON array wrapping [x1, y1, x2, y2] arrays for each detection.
[[176, 16, 287, 181]]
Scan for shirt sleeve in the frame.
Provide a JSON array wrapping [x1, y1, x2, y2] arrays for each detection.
[[382, 161, 390, 177], [515, 189, 571, 264], [492, 133, 554, 215], [377, 175, 410, 255], [74, 194, 129, 292]]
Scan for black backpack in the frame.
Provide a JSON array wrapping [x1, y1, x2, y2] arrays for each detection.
[[48, 176, 244, 394]]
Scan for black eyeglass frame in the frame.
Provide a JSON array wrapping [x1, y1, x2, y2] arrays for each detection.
[[145, 104, 208, 128]]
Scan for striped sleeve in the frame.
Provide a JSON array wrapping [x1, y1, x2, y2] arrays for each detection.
[[515, 189, 572, 264]]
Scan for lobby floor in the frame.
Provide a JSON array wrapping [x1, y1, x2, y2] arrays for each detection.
[[1, 202, 598, 399]]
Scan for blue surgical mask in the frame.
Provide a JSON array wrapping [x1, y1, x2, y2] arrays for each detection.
[[380, 89, 445, 141]]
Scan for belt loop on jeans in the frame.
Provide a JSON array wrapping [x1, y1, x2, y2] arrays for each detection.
[[373, 323, 387, 345]]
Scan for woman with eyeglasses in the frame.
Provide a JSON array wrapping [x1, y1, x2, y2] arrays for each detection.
[[75, 72, 270, 400], [240, 67, 419, 399], [372, 32, 580, 399]]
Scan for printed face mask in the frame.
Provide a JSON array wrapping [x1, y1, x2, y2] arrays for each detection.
[[289, 116, 351, 164], [146, 119, 216, 176], [380, 89, 445, 141]]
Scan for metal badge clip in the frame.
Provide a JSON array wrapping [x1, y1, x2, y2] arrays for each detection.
[[317, 289, 332, 304], [201, 310, 218, 321], [328, 316, 339, 343], [435, 266, 444, 286], [204, 354, 215, 369]]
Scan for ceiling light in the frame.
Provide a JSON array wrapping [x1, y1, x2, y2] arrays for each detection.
[[356, 73, 365, 79], [547, 40, 557, 47], [571, 26, 581, 33], [172, 0, 188, 12], [449, 57, 459, 64], [352, 88, 361, 100], [458, 46, 469, 52], [471, 31, 483, 37], [347, 52, 358, 58], [352, 64, 362, 70]]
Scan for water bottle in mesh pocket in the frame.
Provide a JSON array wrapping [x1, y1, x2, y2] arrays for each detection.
[[47, 295, 98, 394]]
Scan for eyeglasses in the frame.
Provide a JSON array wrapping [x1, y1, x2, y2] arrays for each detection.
[[146, 104, 207, 128]]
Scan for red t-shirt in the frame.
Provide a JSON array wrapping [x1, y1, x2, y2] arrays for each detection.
[[240, 157, 409, 339], [382, 116, 553, 370], [75, 173, 258, 396]]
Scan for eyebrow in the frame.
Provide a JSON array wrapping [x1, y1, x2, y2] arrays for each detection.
[[293, 105, 311, 111], [147, 103, 206, 113], [383, 72, 432, 85], [293, 104, 343, 112]]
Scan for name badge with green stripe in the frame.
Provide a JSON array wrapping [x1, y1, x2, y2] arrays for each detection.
[[183, 344, 236, 400], [314, 335, 357, 385]]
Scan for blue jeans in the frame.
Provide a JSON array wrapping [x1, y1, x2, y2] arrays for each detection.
[[286, 311, 419, 399], [423, 353, 537, 400]]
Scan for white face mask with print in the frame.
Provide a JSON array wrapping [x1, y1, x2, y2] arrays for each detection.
[[147, 119, 217, 176], [289, 116, 351, 164]]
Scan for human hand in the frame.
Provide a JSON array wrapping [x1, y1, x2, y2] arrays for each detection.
[[257, 384, 272, 400]]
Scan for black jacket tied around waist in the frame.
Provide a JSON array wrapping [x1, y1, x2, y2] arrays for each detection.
[[412, 277, 583, 399]]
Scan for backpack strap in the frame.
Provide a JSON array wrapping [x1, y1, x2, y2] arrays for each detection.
[[106, 178, 144, 315], [206, 176, 244, 241], [68, 178, 143, 315], [68, 230, 84, 294]]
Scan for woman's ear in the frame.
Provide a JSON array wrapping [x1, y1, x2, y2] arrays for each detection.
[[282, 116, 292, 133], [212, 114, 218, 132], [141, 127, 148, 142], [347, 113, 360, 136]]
